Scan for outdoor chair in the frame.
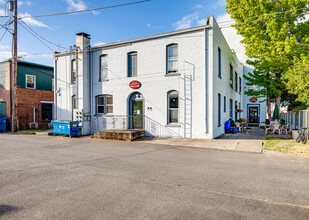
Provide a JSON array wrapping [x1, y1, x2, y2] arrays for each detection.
[[280, 124, 288, 135], [235, 122, 242, 132], [264, 124, 272, 134], [272, 123, 281, 135]]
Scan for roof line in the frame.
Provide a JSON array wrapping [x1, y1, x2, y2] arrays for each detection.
[[91, 25, 210, 50]]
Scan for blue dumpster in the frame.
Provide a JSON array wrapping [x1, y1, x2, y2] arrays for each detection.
[[0, 115, 6, 131], [52, 121, 79, 136]]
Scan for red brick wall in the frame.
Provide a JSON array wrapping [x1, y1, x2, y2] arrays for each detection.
[[16, 88, 54, 130]]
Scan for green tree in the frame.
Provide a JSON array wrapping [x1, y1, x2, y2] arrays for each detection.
[[284, 56, 309, 104], [226, 0, 309, 115]]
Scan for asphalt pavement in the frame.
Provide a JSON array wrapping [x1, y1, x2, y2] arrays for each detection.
[[0, 134, 309, 219]]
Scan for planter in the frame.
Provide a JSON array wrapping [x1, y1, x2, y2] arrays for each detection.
[[292, 130, 299, 140]]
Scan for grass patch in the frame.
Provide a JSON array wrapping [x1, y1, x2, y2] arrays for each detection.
[[16, 128, 50, 134], [263, 136, 309, 157]]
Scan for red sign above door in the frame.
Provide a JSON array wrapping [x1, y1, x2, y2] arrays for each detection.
[[129, 81, 141, 89], [250, 98, 258, 103]]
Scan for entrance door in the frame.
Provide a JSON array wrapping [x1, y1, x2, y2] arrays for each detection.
[[132, 100, 143, 129], [249, 107, 259, 123]]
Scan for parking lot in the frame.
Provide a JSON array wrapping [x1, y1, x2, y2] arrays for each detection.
[[1, 134, 309, 219]]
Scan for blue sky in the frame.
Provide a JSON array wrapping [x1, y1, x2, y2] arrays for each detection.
[[0, 0, 241, 66]]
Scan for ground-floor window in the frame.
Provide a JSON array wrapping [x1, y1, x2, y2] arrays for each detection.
[[235, 101, 238, 121], [229, 99, 233, 119], [168, 90, 178, 124], [218, 93, 221, 127], [42, 103, 53, 121], [96, 95, 113, 114]]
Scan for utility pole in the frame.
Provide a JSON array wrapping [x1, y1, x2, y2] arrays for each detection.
[[11, 0, 17, 132]]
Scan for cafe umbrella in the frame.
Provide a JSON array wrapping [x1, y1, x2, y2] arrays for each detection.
[[272, 104, 280, 121]]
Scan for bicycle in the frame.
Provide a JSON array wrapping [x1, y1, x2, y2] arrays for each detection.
[[296, 128, 307, 144]]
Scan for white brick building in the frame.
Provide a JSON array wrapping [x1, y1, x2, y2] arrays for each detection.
[[54, 16, 266, 138]]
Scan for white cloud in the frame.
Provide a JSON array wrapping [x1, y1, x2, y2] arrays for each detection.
[[193, 4, 203, 9], [173, 13, 206, 30], [212, 0, 227, 9], [18, 1, 24, 7], [26, 1, 33, 6], [0, 0, 5, 5], [66, 0, 86, 11], [0, 51, 29, 61], [0, 45, 9, 50], [92, 10, 100, 15], [217, 13, 248, 64], [0, 9, 6, 16], [19, 13, 50, 28]]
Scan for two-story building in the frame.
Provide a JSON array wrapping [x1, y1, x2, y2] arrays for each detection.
[[54, 16, 266, 138], [0, 60, 54, 130]]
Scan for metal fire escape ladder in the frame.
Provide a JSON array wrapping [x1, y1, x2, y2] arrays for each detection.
[[184, 74, 192, 138]]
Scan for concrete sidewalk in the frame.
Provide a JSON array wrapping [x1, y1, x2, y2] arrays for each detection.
[[137, 128, 263, 153]]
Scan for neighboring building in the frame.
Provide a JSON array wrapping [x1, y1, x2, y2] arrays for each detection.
[[54, 16, 266, 139], [0, 60, 54, 130], [242, 65, 267, 126]]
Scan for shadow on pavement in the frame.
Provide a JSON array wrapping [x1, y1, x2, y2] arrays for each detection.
[[0, 205, 20, 217]]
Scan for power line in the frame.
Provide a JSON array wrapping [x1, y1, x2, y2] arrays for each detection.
[[19, 19, 69, 50], [19, 0, 151, 19], [18, 20, 54, 51]]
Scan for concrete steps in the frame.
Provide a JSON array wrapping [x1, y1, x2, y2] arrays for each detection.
[[93, 129, 145, 141]]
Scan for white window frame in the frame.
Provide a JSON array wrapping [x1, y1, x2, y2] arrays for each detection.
[[100, 54, 108, 81], [96, 95, 113, 115], [128, 52, 137, 77], [25, 74, 36, 89], [71, 59, 76, 83], [167, 90, 179, 124], [167, 44, 178, 74]]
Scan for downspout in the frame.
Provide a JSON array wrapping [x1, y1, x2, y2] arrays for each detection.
[[89, 45, 92, 134], [205, 27, 209, 134], [75, 46, 79, 109], [54, 55, 58, 120]]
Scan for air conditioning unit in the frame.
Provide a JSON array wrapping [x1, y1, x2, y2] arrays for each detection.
[[28, 122, 38, 129]]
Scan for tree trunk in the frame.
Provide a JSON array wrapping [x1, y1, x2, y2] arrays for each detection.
[[276, 95, 281, 116], [266, 89, 271, 120]]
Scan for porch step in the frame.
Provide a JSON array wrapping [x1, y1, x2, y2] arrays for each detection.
[[94, 129, 145, 141]]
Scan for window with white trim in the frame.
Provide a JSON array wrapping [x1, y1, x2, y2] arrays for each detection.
[[96, 95, 113, 114], [128, 52, 137, 77], [167, 44, 178, 74], [26, 74, 36, 89], [168, 90, 179, 124], [71, 59, 76, 83], [100, 54, 108, 81]]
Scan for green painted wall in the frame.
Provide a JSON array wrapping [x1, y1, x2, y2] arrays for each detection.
[[17, 62, 53, 91]]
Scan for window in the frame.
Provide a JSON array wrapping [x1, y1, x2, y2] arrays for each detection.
[[230, 64, 233, 88], [71, 59, 76, 83], [72, 95, 77, 110], [218, 47, 221, 78], [224, 96, 226, 112], [229, 99, 233, 119], [248, 85, 259, 92], [26, 74, 36, 89], [235, 72, 238, 91], [42, 103, 53, 121], [128, 52, 137, 77], [235, 101, 238, 121], [96, 95, 113, 114], [218, 93, 221, 127], [100, 54, 108, 81], [239, 77, 242, 93], [168, 90, 179, 124], [167, 44, 178, 74]]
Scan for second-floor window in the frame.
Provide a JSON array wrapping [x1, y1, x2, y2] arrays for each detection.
[[230, 64, 233, 88], [218, 47, 221, 78], [235, 72, 238, 92], [71, 59, 76, 83], [100, 54, 108, 81], [26, 74, 36, 89], [167, 44, 178, 74], [239, 77, 242, 93], [128, 52, 137, 77]]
